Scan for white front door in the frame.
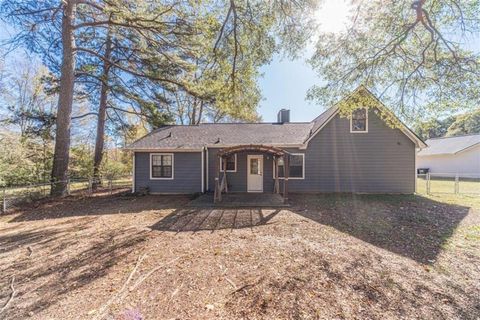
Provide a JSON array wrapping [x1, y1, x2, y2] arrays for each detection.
[[247, 155, 263, 192]]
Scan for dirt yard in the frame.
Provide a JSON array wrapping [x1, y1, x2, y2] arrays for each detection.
[[0, 191, 479, 319]]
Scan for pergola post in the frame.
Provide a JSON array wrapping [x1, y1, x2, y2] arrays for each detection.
[[274, 156, 280, 194], [222, 156, 228, 193], [283, 154, 289, 203], [212, 145, 291, 204], [214, 154, 221, 202]]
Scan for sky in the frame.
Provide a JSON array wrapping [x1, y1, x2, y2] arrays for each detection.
[[258, 0, 352, 122], [0, 0, 353, 125], [258, 0, 480, 123], [257, 53, 320, 123], [2, 0, 476, 124]]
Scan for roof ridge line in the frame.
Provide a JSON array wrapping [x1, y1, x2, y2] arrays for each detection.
[[428, 133, 480, 140], [198, 122, 312, 125]]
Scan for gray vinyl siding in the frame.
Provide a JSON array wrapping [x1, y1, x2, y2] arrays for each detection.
[[136, 109, 415, 194], [297, 109, 415, 193], [208, 109, 415, 194], [134, 152, 202, 194], [207, 150, 275, 193]]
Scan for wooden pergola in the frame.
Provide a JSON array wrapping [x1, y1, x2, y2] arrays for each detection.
[[214, 145, 290, 204]]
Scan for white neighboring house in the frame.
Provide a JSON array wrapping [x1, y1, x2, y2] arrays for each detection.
[[417, 134, 480, 176]]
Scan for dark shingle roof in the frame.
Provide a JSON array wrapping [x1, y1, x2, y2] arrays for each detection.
[[128, 122, 315, 150], [418, 134, 480, 156], [127, 86, 426, 150], [310, 107, 338, 135]]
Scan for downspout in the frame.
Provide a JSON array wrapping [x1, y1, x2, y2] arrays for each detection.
[[206, 147, 209, 192], [132, 152, 135, 193], [201, 147, 205, 193]]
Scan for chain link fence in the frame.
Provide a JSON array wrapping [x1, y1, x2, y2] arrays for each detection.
[[417, 173, 480, 195], [1, 176, 132, 214]]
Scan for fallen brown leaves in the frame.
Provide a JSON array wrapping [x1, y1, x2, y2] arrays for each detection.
[[0, 192, 478, 319]]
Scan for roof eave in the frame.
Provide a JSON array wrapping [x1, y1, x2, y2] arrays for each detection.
[[417, 152, 456, 157], [124, 148, 204, 152], [454, 142, 480, 154], [206, 143, 305, 148]]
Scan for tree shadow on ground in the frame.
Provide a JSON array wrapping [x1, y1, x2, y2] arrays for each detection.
[[7, 192, 191, 222], [150, 208, 281, 233], [224, 248, 477, 320], [288, 193, 472, 264], [0, 192, 476, 318], [0, 218, 149, 319], [10, 192, 471, 264]]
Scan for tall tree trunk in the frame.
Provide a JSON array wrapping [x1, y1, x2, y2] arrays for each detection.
[[196, 101, 204, 124], [190, 97, 197, 125], [50, 0, 76, 197], [92, 29, 112, 189]]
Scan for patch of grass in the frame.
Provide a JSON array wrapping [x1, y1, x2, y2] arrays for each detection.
[[440, 224, 480, 254], [417, 177, 480, 195], [3, 178, 132, 198], [464, 225, 480, 241], [423, 193, 480, 209], [416, 178, 480, 208]]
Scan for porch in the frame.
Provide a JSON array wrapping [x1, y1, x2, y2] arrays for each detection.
[[212, 145, 291, 204]]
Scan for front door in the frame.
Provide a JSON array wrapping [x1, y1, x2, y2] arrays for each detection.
[[247, 155, 263, 192]]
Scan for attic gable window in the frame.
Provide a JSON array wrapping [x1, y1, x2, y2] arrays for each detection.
[[351, 108, 368, 133]]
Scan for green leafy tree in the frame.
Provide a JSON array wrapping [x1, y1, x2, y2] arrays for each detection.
[[0, 132, 35, 186], [86, 0, 318, 183], [2, 0, 318, 195], [414, 108, 480, 139], [413, 117, 455, 140], [1, 0, 201, 194], [69, 144, 94, 179], [308, 0, 480, 123], [446, 109, 480, 137], [0, 60, 56, 184], [101, 148, 131, 179]]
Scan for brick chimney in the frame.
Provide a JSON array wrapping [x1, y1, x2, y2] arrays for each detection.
[[277, 109, 290, 124]]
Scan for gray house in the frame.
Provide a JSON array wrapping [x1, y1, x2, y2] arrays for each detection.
[[127, 87, 426, 198]]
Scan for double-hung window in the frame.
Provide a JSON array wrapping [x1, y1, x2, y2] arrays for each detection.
[[274, 154, 305, 179], [351, 108, 368, 133], [220, 154, 237, 172], [150, 154, 173, 179]]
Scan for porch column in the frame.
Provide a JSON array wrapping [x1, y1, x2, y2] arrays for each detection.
[[222, 156, 228, 193], [283, 154, 289, 203], [214, 154, 221, 202], [274, 155, 280, 194]]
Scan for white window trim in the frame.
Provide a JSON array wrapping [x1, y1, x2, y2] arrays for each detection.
[[350, 108, 369, 133], [150, 153, 174, 180], [272, 153, 305, 180], [219, 153, 237, 173]]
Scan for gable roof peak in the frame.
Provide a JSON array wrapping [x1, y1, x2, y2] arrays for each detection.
[[305, 86, 426, 148]]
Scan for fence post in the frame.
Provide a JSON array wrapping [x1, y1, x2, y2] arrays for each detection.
[[426, 173, 431, 195], [109, 179, 113, 195], [455, 174, 459, 194], [88, 178, 93, 195], [2, 187, 6, 214], [67, 178, 71, 196]]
